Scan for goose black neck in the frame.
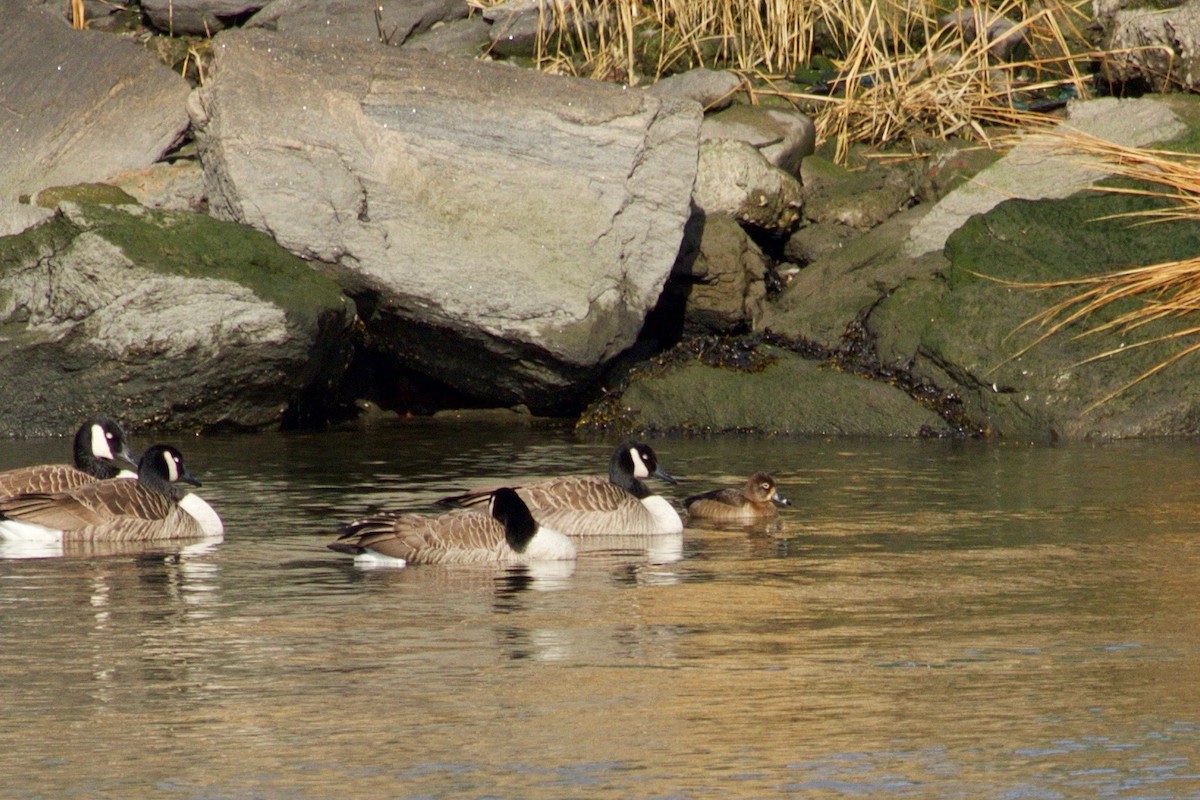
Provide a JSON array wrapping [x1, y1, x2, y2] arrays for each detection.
[[137, 447, 175, 497], [83, 452, 123, 480], [492, 489, 539, 552]]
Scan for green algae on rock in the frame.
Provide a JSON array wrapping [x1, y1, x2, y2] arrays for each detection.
[[0, 200, 354, 435], [581, 345, 951, 437], [871, 189, 1200, 439], [53, 200, 348, 328]]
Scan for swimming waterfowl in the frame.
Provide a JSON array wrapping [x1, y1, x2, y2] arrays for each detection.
[[0, 417, 136, 498], [440, 442, 683, 536], [328, 488, 576, 567], [0, 418, 223, 537], [685, 472, 791, 522], [0, 445, 212, 544]]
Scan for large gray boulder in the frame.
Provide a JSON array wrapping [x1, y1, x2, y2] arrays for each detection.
[[190, 29, 701, 414], [1099, 0, 1200, 91], [0, 5, 190, 206], [142, 0, 270, 35], [246, 0, 468, 47], [0, 199, 355, 436]]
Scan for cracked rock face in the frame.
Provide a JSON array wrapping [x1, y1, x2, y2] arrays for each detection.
[[0, 5, 190, 205], [191, 29, 702, 413]]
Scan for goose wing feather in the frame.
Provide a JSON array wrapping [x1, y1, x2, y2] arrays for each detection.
[[443, 475, 673, 536], [335, 509, 508, 564], [0, 465, 99, 498], [518, 476, 632, 514], [0, 481, 197, 539]]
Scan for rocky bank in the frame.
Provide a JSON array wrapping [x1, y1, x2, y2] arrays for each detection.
[[3, 0, 1200, 439]]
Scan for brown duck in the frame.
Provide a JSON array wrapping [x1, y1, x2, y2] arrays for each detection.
[[685, 472, 791, 522]]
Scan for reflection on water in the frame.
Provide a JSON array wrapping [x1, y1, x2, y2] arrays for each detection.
[[2, 424, 1200, 798]]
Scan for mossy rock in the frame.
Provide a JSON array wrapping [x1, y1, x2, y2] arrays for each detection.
[[871, 188, 1200, 438], [26, 200, 347, 328], [590, 347, 950, 436], [35, 183, 138, 208], [0, 201, 354, 434]]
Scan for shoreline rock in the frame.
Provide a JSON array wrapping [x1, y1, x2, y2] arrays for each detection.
[[190, 29, 701, 415], [0, 5, 190, 207], [5, 2, 1200, 438], [0, 199, 354, 436]]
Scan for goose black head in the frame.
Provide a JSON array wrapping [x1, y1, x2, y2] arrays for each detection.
[[609, 442, 678, 498], [74, 417, 137, 479], [488, 488, 539, 552], [138, 444, 202, 495]]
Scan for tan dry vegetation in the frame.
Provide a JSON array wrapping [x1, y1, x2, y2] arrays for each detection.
[[780, 0, 1095, 163], [470, 0, 1113, 161]]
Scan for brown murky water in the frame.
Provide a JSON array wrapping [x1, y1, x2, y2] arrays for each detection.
[[1, 424, 1199, 798]]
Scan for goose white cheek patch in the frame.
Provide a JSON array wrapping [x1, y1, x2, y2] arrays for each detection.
[[629, 448, 652, 479], [91, 425, 114, 460]]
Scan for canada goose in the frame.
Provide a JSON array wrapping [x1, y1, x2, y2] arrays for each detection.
[[328, 487, 576, 567], [441, 442, 683, 536], [0, 417, 136, 498], [685, 472, 791, 522], [0, 445, 212, 544]]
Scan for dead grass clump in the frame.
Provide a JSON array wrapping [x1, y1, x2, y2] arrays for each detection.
[[796, 0, 1095, 163], [470, 1, 1108, 160]]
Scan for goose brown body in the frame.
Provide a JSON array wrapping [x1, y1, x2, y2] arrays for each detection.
[[513, 475, 677, 536], [0, 466, 115, 498], [0, 445, 208, 543], [440, 442, 683, 536], [330, 488, 575, 566], [685, 472, 790, 522]]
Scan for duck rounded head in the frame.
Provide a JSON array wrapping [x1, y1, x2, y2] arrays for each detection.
[[749, 472, 790, 507]]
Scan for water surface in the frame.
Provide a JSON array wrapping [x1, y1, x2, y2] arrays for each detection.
[[1, 424, 1199, 798]]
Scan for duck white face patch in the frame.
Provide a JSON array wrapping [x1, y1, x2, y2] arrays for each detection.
[[91, 424, 114, 460], [629, 447, 650, 479]]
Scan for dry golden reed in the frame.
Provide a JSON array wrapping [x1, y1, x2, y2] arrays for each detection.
[[470, 0, 1102, 159]]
